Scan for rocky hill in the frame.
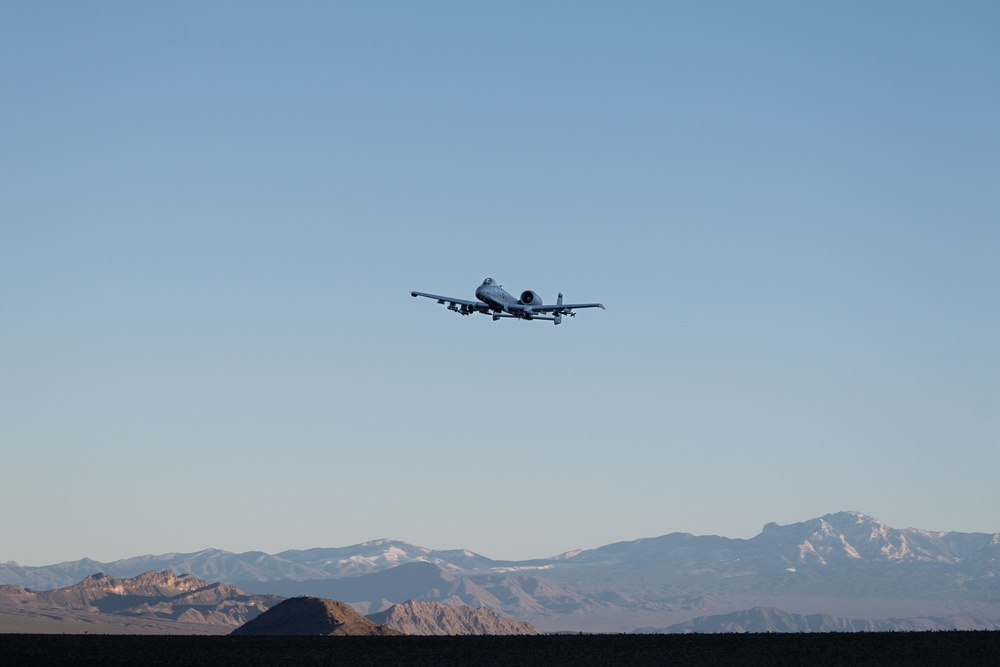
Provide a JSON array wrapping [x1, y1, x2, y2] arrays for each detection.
[[0, 570, 281, 634], [368, 599, 541, 635], [231, 596, 400, 636]]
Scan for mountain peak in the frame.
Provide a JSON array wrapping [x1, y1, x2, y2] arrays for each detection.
[[820, 511, 881, 526]]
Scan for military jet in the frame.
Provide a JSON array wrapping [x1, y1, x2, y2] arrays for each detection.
[[410, 277, 605, 325]]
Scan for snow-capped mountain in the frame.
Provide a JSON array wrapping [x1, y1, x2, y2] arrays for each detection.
[[749, 511, 1000, 566], [273, 539, 508, 576]]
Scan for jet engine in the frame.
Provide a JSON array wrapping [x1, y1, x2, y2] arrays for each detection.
[[519, 290, 543, 306]]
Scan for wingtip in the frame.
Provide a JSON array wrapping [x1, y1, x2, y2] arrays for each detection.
[[410, 292, 418, 297]]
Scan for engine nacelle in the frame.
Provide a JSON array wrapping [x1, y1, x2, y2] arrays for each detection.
[[519, 290, 543, 306]]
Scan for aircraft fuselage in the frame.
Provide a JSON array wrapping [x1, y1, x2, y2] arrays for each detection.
[[474, 280, 520, 313]]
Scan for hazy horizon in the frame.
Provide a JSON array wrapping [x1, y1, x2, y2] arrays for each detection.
[[3, 2, 997, 565]]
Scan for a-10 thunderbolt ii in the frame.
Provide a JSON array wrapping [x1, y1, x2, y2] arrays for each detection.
[[411, 277, 605, 325]]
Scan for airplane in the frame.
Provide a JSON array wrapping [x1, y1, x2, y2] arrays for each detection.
[[410, 277, 605, 325]]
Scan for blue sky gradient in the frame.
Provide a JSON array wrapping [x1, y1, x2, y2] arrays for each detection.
[[2, 2, 998, 564]]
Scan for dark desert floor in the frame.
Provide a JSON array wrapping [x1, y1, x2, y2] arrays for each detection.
[[3, 632, 1000, 666]]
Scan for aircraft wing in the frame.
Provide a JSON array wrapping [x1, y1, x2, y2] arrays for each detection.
[[530, 302, 605, 312], [410, 291, 491, 314]]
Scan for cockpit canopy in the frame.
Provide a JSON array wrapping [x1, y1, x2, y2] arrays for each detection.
[[482, 277, 494, 285]]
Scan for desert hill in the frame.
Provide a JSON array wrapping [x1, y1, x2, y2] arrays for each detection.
[[368, 599, 541, 635], [231, 596, 400, 636], [0, 570, 281, 634]]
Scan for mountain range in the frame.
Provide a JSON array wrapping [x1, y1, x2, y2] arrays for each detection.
[[3, 512, 999, 632], [635, 606, 1000, 633], [0, 570, 541, 636], [0, 570, 281, 634], [230, 595, 541, 636]]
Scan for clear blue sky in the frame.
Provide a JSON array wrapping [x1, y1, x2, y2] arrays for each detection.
[[2, 2, 998, 565]]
